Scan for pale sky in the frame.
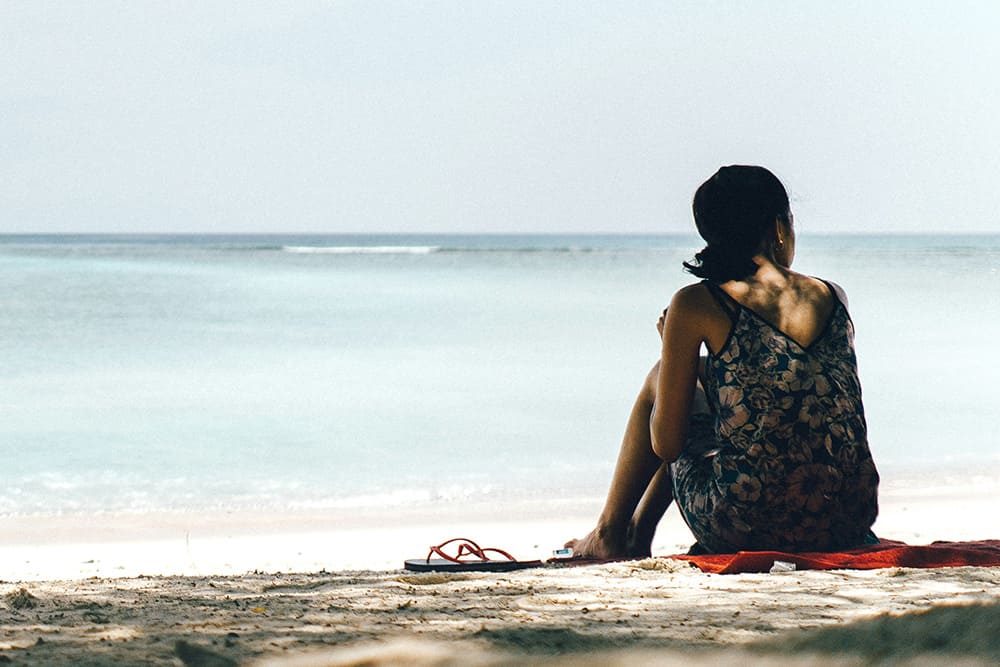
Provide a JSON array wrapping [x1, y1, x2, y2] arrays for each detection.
[[3, 1, 999, 234]]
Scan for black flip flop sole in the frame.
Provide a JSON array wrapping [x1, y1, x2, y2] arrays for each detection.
[[403, 558, 544, 572]]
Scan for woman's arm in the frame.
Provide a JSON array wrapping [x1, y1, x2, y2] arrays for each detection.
[[650, 286, 711, 461]]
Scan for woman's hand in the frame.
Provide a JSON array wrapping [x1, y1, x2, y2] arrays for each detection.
[[656, 307, 668, 339]]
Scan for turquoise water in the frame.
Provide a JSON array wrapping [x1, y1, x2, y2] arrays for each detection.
[[2, 234, 998, 516]]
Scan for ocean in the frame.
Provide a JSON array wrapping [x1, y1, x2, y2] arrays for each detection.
[[2, 234, 998, 517]]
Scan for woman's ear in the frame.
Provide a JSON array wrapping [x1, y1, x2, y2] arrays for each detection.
[[772, 215, 795, 268], [773, 217, 785, 248]]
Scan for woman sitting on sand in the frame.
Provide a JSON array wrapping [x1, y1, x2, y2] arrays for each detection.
[[570, 165, 879, 558]]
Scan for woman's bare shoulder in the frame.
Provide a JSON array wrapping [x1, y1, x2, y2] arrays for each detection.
[[824, 279, 850, 309], [799, 274, 849, 310], [668, 282, 735, 332], [666, 283, 735, 355], [670, 282, 718, 312]]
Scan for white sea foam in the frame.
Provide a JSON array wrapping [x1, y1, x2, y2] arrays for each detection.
[[285, 484, 499, 511], [289, 489, 433, 510], [282, 245, 440, 254]]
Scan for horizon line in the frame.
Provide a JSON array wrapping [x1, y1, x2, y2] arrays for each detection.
[[1, 230, 995, 237]]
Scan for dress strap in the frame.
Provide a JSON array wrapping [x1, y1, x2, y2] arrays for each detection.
[[702, 280, 739, 324]]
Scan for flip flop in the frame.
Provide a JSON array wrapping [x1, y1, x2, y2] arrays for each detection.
[[404, 537, 544, 572]]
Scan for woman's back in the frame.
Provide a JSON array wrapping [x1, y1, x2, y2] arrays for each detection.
[[674, 272, 880, 553], [701, 268, 839, 356]]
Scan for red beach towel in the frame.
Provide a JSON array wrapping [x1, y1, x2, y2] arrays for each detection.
[[672, 540, 1000, 574]]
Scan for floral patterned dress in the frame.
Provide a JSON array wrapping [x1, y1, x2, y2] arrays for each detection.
[[671, 281, 880, 553]]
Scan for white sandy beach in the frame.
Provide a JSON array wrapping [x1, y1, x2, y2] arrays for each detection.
[[3, 480, 1000, 665], [4, 471, 1000, 582]]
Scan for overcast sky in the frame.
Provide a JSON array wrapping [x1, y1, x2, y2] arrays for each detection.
[[3, 2, 999, 234]]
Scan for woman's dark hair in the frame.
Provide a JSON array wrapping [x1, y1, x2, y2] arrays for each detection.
[[683, 165, 790, 282]]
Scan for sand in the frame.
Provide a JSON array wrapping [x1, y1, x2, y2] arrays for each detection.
[[2, 483, 1000, 665], [3, 558, 1000, 665]]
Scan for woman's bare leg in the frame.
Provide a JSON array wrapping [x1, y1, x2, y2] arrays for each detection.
[[567, 358, 711, 559], [627, 366, 710, 555], [566, 362, 665, 559], [626, 462, 675, 556]]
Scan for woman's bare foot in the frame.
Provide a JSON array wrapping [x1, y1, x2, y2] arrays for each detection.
[[566, 519, 656, 559], [564, 524, 629, 560]]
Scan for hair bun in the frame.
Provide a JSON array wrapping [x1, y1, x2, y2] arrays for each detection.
[[684, 243, 759, 282]]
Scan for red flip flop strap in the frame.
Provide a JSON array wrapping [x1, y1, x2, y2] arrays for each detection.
[[478, 547, 516, 562], [425, 537, 487, 564], [423, 538, 517, 564]]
